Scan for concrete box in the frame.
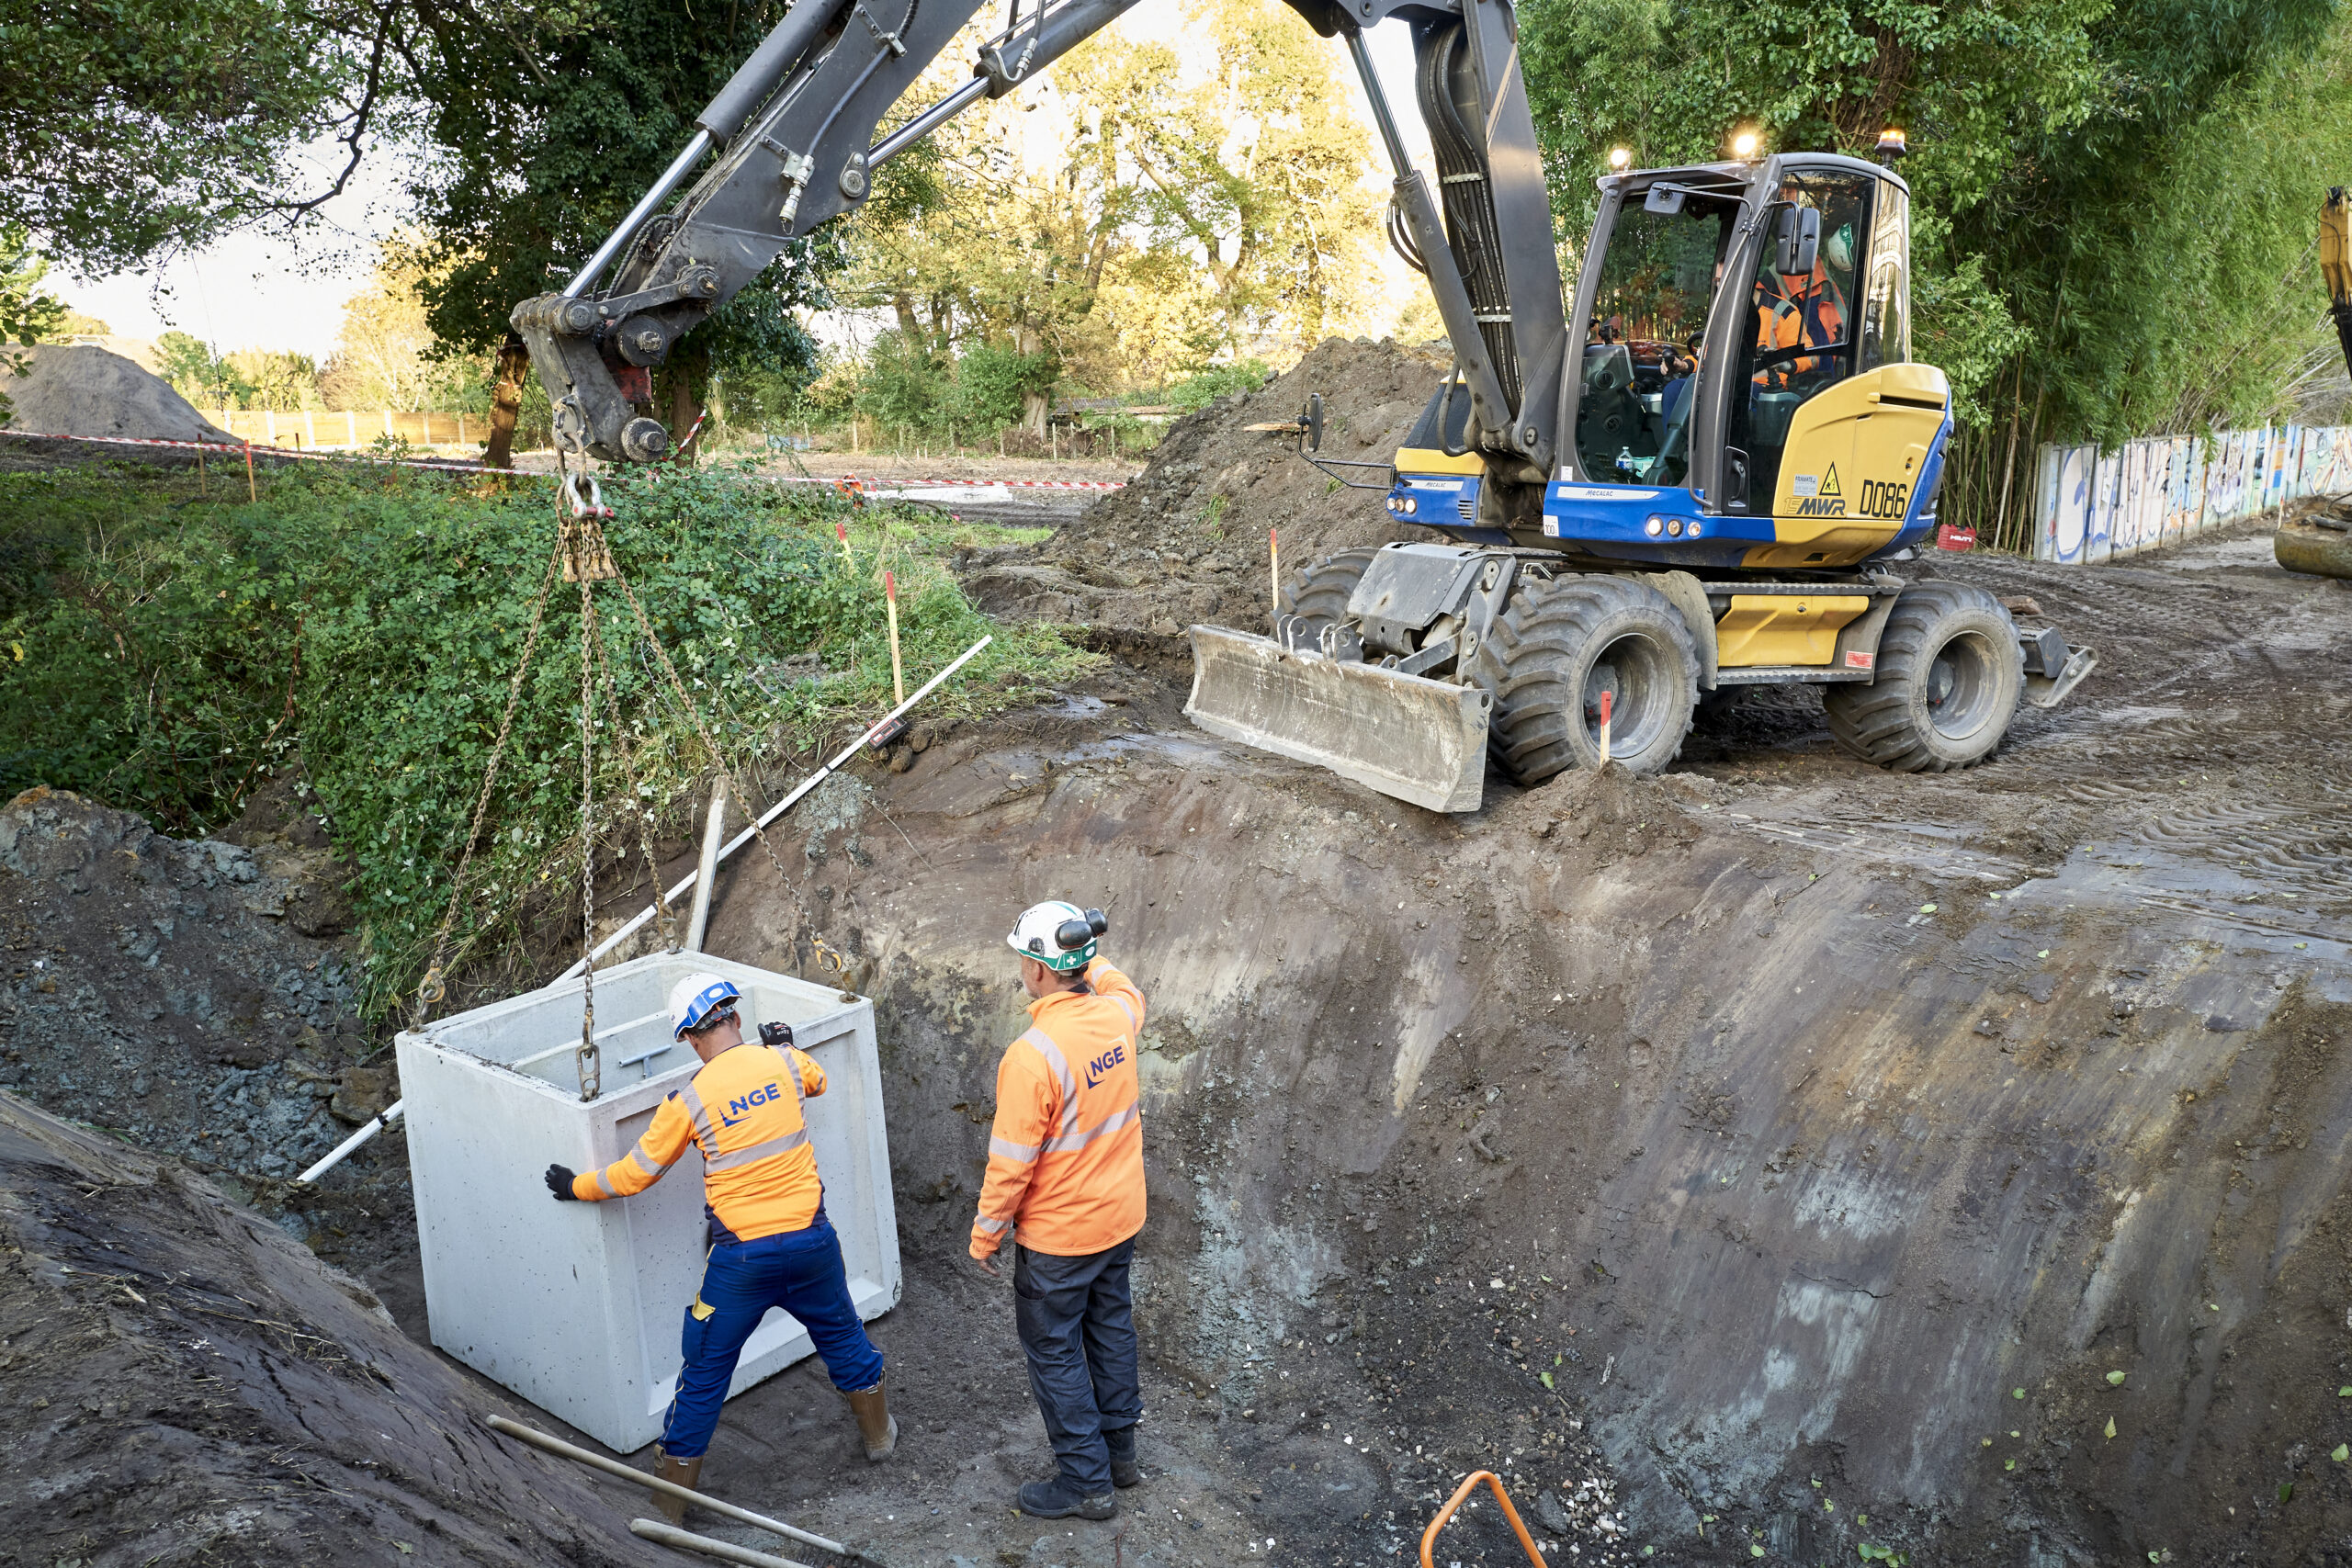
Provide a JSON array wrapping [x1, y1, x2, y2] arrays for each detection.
[[396, 952, 900, 1452]]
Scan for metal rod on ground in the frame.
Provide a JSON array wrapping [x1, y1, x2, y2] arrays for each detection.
[[553, 633, 991, 982], [684, 775, 729, 952], [629, 1519, 816, 1568], [883, 571, 905, 705], [481, 1416, 846, 1556]]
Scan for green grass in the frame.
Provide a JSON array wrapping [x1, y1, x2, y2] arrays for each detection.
[[0, 457, 1094, 1013]]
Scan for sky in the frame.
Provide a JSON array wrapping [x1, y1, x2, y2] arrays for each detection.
[[54, 14, 1430, 361]]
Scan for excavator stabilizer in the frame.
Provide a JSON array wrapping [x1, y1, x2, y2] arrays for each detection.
[[1183, 626, 1492, 813]]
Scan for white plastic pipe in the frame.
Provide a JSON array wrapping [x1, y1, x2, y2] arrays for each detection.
[[485, 1416, 845, 1556], [299, 636, 992, 1185], [684, 775, 729, 952], [552, 632, 991, 983]]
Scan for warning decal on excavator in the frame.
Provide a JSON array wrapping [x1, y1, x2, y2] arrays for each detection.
[[1819, 465, 1842, 496]]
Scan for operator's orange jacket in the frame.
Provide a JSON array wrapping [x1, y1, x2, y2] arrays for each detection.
[[970, 957, 1146, 1260], [571, 1041, 828, 1244]]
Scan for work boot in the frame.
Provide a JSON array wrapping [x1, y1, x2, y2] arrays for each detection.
[[651, 1445, 704, 1526], [1104, 1426, 1142, 1489], [1018, 1476, 1117, 1521], [843, 1380, 898, 1461]]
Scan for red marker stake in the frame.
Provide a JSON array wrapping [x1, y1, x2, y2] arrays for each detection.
[[1269, 526, 1280, 632], [1598, 688, 1614, 766]]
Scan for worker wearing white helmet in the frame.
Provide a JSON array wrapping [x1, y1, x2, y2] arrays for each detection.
[[972, 900, 1148, 1521], [542, 971, 893, 1517]]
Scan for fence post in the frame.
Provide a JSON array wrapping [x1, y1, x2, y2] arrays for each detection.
[[385, 410, 395, 440]]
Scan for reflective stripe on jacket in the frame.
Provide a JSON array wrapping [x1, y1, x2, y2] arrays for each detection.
[[571, 1042, 828, 1243], [971, 957, 1146, 1259]]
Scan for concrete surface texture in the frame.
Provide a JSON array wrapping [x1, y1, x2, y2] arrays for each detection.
[[5, 343, 235, 444], [400, 953, 899, 1451]]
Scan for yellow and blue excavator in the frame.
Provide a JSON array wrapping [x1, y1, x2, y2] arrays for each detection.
[[510, 0, 2097, 812]]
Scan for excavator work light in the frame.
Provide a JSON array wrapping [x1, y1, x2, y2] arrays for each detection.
[[1608, 146, 1632, 171], [1732, 130, 1760, 159]]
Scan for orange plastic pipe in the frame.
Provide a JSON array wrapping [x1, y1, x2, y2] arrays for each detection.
[[1419, 1470, 1544, 1568]]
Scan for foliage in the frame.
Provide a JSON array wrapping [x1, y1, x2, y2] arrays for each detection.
[[155, 332, 254, 410], [0, 462, 1092, 1011], [393, 0, 841, 405], [0, 0, 387, 272], [1168, 358, 1274, 413], [0, 226, 67, 427]]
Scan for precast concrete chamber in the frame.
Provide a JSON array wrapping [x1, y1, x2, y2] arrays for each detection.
[[396, 952, 900, 1451]]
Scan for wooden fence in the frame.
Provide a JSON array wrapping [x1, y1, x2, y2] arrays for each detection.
[[210, 409, 481, 448]]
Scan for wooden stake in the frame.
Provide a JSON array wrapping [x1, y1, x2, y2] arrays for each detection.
[[1269, 527, 1280, 631], [196, 446, 206, 495], [884, 570, 905, 705], [243, 439, 257, 502]]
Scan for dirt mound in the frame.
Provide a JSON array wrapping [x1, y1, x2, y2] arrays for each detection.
[[0, 1089, 672, 1567], [5, 343, 234, 444], [958, 337, 1451, 634], [0, 782, 424, 1300]]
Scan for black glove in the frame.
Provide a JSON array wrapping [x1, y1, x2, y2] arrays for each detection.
[[759, 1020, 795, 1050], [546, 1163, 581, 1201]]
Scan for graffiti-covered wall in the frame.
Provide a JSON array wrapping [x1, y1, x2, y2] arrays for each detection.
[[2030, 425, 2349, 564]]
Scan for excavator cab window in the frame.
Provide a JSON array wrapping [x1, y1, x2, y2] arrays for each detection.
[[1576, 183, 1741, 486], [1858, 179, 1911, 369], [1725, 169, 1872, 507]]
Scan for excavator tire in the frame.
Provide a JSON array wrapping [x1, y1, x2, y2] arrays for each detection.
[[1823, 581, 2022, 772], [1281, 547, 1378, 640], [1470, 573, 1697, 784]]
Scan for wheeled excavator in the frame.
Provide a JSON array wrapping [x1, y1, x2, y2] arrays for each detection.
[[513, 0, 2099, 813]]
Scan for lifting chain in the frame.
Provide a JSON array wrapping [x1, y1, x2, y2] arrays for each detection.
[[561, 452, 609, 1101], [411, 547, 564, 1028]]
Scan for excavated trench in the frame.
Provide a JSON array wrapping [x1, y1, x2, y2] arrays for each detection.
[[577, 518, 2352, 1568], [6, 411, 2351, 1565]]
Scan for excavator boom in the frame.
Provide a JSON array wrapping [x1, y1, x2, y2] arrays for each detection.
[[514, 0, 1562, 474]]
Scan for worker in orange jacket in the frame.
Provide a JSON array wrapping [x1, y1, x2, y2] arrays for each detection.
[[971, 900, 1146, 1522], [543, 972, 892, 1521]]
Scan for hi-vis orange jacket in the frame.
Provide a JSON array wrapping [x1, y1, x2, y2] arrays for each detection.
[[571, 1042, 828, 1244], [971, 957, 1146, 1261]]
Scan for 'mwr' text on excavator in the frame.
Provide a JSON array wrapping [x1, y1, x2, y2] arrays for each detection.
[[513, 0, 2098, 814]]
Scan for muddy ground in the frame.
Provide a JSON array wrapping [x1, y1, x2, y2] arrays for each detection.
[[6, 364, 2352, 1567]]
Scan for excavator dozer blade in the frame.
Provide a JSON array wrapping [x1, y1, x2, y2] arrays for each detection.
[[1183, 626, 1491, 813]]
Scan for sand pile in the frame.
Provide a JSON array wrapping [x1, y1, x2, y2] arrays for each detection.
[[4, 342, 234, 444]]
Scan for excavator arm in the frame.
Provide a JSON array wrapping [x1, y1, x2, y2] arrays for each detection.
[[510, 0, 1565, 476]]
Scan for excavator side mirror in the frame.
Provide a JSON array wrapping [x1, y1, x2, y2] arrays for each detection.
[[1774, 205, 1821, 276], [1302, 393, 1325, 454]]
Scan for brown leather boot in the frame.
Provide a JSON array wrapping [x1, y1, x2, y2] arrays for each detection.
[[651, 1445, 704, 1525], [843, 1380, 898, 1461]]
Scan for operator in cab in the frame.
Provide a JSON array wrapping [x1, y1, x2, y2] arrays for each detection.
[[543, 973, 893, 1518], [971, 901, 1148, 1523]]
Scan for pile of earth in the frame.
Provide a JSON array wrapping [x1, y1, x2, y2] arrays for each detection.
[[956, 337, 1451, 637], [0, 1089, 678, 1568], [3, 343, 235, 444], [0, 784, 415, 1288]]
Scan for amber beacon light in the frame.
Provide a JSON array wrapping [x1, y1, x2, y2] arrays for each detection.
[[1875, 127, 1908, 164]]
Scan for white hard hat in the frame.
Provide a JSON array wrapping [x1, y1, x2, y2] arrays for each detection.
[[669, 972, 742, 1038], [1006, 900, 1103, 973]]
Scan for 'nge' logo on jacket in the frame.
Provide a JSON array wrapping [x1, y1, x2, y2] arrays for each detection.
[[1085, 1043, 1127, 1089], [722, 1083, 782, 1125]]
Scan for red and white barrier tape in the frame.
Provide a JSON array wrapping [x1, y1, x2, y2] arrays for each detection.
[[3, 427, 1130, 490]]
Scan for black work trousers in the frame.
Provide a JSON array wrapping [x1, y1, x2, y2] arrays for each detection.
[[1013, 1239, 1141, 1494]]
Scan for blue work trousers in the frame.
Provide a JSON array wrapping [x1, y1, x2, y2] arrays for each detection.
[[661, 1215, 885, 1459], [1013, 1239, 1142, 1495]]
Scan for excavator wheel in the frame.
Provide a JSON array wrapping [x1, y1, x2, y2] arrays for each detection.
[[1823, 581, 2022, 772], [1280, 547, 1377, 639], [1470, 574, 1698, 783]]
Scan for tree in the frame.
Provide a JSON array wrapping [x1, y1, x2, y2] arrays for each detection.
[[1, 226, 68, 427], [155, 332, 254, 410], [0, 0, 396, 273], [320, 251, 441, 411]]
